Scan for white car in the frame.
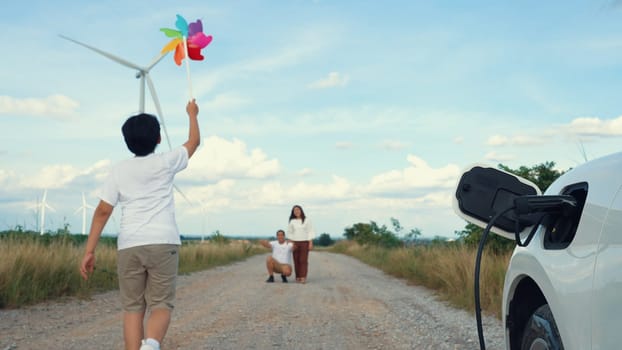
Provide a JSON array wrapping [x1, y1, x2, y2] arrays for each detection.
[[453, 152, 622, 350]]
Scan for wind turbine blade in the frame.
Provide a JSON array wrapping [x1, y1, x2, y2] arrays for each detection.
[[59, 35, 144, 71], [146, 52, 168, 72], [174, 184, 194, 205], [145, 74, 172, 150]]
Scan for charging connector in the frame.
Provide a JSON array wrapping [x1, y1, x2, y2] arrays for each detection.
[[514, 195, 577, 216]]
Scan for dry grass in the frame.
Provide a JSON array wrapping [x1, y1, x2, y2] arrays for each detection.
[[330, 241, 510, 318], [0, 236, 264, 309]]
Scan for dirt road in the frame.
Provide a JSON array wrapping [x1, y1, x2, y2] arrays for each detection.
[[0, 251, 504, 349]]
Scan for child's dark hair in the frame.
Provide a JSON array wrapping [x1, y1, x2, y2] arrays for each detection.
[[121, 113, 160, 156], [288, 205, 306, 223]]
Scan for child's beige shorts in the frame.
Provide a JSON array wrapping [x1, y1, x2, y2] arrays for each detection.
[[117, 244, 180, 312]]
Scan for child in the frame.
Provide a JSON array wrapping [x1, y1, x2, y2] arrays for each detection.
[[80, 99, 200, 350]]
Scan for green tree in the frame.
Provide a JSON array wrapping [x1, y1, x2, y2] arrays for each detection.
[[314, 233, 335, 247], [498, 161, 564, 192], [456, 161, 566, 252], [343, 221, 401, 248]]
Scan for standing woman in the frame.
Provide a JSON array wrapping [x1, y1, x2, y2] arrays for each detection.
[[287, 205, 315, 284]]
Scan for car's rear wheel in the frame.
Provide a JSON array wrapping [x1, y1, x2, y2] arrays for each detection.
[[520, 304, 564, 350]]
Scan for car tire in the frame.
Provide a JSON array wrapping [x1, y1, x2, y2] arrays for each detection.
[[520, 304, 564, 350]]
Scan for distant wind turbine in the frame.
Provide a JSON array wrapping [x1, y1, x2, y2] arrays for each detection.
[[38, 189, 55, 235], [74, 192, 94, 235]]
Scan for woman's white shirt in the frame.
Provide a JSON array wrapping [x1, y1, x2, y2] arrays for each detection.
[[287, 218, 315, 241]]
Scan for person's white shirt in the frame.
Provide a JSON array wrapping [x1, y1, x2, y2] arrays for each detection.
[[270, 240, 293, 264], [287, 218, 315, 241], [99, 146, 188, 250]]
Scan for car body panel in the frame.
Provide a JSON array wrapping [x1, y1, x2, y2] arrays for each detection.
[[591, 186, 622, 350]]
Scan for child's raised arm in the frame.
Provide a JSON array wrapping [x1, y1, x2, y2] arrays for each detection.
[[183, 99, 201, 158]]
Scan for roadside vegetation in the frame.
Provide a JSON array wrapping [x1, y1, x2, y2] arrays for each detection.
[[0, 229, 264, 309], [329, 240, 510, 318]]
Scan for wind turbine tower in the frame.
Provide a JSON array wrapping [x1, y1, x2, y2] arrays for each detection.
[[38, 189, 55, 235], [75, 192, 94, 235]]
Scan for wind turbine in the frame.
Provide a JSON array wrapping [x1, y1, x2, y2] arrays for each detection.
[[74, 192, 94, 235], [59, 35, 193, 204], [59, 35, 172, 149], [38, 189, 55, 235]]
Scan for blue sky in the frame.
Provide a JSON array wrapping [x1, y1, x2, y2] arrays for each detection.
[[2, 1, 622, 239]]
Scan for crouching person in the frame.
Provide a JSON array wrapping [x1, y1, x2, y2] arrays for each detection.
[[260, 229, 293, 283]]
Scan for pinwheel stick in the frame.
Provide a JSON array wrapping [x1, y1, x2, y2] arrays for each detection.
[[182, 37, 193, 100]]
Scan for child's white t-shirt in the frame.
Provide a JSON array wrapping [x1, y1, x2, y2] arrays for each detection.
[[99, 146, 189, 250], [270, 240, 293, 264]]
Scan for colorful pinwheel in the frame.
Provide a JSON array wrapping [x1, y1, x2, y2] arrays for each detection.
[[161, 15, 213, 66], [160, 14, 213, 99]]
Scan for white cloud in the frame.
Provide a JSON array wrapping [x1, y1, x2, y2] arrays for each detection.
[[453, 136, 464, 144], [486, 134, 544, 146], [298, 168, 314, 176], [19, 164, 80, 189], [181, 136, 281, 182], [178, 179, 237, 213], [0, 169, 13, 184], [0, 95, 79, 119], [484, 151, 515, 162], [204, 93, 250, 111], [335, 141, 353, 149], [17, 159, 111, 190], [565, 115, 622, 137], [308, 72, 349, 89], [182, 175, 356, 212], [380, 140, 408, 151], [366, 155, 460, 196], [487, 135, 509, 146], [289, 175, 355, 201]]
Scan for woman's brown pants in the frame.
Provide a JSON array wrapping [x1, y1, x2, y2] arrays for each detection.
[[293, 241, 310, 279]]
